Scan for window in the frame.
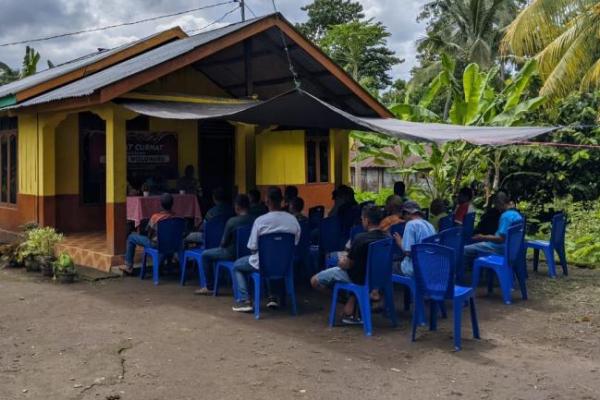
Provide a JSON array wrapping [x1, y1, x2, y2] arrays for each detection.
[[0, 117, 17, 205], [306, 129, 330, 184]]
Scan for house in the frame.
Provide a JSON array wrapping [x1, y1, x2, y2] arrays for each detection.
[[0, 13, 391, 271]]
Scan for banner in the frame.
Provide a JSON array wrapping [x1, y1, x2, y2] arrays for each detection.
[[127, 131, 178, 179]]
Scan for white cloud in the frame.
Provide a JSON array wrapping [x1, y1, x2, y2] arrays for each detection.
[[0, 0, 427, 80]]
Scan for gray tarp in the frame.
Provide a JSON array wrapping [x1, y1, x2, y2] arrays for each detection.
[[120, 89, 558, 145]]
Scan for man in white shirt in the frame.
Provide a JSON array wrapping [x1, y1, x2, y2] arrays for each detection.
[[232, 187, 301, 313]]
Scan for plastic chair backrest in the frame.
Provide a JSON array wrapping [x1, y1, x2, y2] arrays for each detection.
[[505, 222, 525, 267], [439, 214, 454, 232], [340, 205, 361, 240], [349, 224, 365, 242], [365, 238, 394, 290], [550, 213, 566, 249], [319, 216, 343, 252], [156, 218, 186, 254], [258, 232, 296, 279], [234, 225, 253, 258], [462, 212, 476, 240], [204, 216, 227, 249], [309, 206, 325, 230], [389, 222, 406, 258], [295, 220, 310, 259], [412, 243, 455, 301]]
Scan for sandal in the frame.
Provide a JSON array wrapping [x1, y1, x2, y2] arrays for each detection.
[[118, 266, 134, 276], [194, 287, 212, 295]]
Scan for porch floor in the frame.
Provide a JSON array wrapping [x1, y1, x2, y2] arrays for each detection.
[[56, 232, 125, 273]]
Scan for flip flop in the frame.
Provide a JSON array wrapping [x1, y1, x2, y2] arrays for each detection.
[[118, 266, 134, 276]]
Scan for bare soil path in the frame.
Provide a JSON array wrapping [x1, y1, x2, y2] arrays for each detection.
[[0, 266, 598, 400]]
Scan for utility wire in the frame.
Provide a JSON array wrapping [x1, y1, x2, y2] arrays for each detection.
[[270, 0, 300, 89], [187, 5, 241, 34], [244, 1, 258, 18], [0, 1, 235, 47]]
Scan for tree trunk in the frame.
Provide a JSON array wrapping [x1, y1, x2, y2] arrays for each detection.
[[443, 89, 452, 121]]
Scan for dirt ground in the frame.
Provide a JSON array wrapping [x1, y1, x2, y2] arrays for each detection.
[[0, 264, 598, 400]]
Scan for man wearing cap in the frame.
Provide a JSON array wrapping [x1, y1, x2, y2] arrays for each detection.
[[392, 201, 436, 276]]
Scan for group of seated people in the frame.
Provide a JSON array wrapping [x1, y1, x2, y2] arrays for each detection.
[[120, 179, 522, 322]]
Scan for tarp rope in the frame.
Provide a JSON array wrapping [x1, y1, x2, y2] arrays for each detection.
[[271, 0, 301, 90]]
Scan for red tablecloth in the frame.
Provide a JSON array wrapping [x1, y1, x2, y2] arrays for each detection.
[[126, 194, 202, 228]]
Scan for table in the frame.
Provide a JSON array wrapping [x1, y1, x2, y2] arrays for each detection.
[[126, 194, 202, 228]]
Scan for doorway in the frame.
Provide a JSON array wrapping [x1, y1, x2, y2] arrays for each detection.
[[198, 120, 235, 210]]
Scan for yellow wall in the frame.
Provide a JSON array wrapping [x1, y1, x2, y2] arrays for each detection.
[[233, 123, 256, 193], [256, 130, 306, 185], [55, 114, 79, 195], [138, 66, 229, 98], [17, 114, 38, 196], [149, 117, 198, 177]]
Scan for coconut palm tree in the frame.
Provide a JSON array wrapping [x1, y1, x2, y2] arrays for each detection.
[[503, 0, 600, 98], [0, 62, 19, 85]]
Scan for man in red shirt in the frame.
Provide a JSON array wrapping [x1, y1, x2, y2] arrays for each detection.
[[120, 193, 176, 275], [454, 187, 474, 225]]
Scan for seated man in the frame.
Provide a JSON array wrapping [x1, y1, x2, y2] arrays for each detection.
[[289, 197, 308, 223], [463, 192, 522, 270], [429, 198, 449, 231], [310, 205, 387, 325], [393, 181, 409, 203], [284, 185, 299, 212], [120, 193, 176, 275], [248, 189, 268, 217], [194, 194, 255, 295], [454, 187, 475, 225], [379, 195, 404, 233], [231, 187, 301, 313], [392, 201, 436, 276], [177, 165, 200, 195], [185, 187, 233, 246]]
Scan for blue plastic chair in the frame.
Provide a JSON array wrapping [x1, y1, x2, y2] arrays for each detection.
[[424, 227, 465, 284], [462, 212, 476, 245], [140, 218, 186, 285], [310, 216, 344, 272], [180, 216, 227, 287], [472, 223, 527, 304], [389, 222, 406, 259], [308, 205, 325, 230], [439, 214, 454, 232], [412, 243, 480, 351], [349, 224, 365, 242], [328, 238, 397, 336], [250, 233, 297, 320], [526, 213, 568, 278], [213, 225, 252, 300], [294, 220, 311, 279]]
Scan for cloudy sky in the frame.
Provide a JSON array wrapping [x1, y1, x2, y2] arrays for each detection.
[[0, 0, 428, 81]]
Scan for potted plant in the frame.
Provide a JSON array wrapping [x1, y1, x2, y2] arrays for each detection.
[[0, 242, 21, 269], [53, 253, 76, 283], [17, 227, 63, 275]]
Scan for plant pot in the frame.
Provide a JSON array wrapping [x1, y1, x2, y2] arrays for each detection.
[[37, 255, 56, 277], [55, 271, 76, 284], [143, 191, 150, 197], [24, 256, 40, 272]]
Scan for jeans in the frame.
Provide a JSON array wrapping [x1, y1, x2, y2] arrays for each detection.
[[314, 266, 351, 288], [233, 256, 255, 302], [201, 247, 234, 289], [125, 233, 152, 267], [463, 241, 504, 272], [185, 232, 204, 246]]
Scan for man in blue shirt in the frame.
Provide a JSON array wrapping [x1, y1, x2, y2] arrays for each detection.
[[463, 192, 523, 270], [392, 201, 436, 276]]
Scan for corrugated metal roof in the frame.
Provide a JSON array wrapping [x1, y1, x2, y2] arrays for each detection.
[[0, 28, 182, 99], [12, 15, 275, 109]]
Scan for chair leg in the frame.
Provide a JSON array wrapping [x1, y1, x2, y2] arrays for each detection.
[[253, 275, 261, 320], [469, 297, 480, 339], [140, 253, 147, 280], [558, 247, 568, 276], [514, 267, 528, 301], [471, 264, 482, 289], [285, 276, 297, 316], [439, 302, 448, 319], [356, 290, 372, 337], [429, 301, 438, 331], [384, 284, 397, 327], [197, 257, 207, 288], [152, 254, 160, 286], [533, 248, 539, 272], [328, 286, 340, 327], [179, 255, 188, 286], [411, 304, 419, 342], [452, 299, 462, 351], [403, 287, 411, 311], [486, 269, 495, 295], [544, 247, 557, 278], [498, 269, 513, 305]]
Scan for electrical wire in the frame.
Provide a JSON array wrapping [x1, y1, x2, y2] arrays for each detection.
[[270, 0, 300, 89], [187, 5, 241, 34], [244, 1, 258, 18], [0, 1, 235, 47]]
